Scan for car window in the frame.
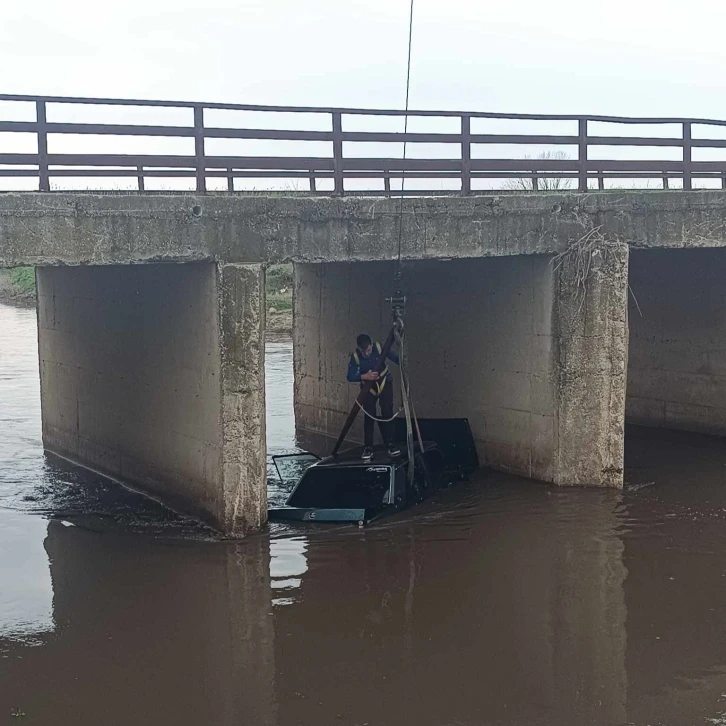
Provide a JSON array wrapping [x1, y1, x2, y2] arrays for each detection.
[[273, 453, 320, 486], [288, 466, 393, 509]]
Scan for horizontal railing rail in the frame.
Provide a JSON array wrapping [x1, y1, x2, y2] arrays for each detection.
[[2, 93, 726, 194]]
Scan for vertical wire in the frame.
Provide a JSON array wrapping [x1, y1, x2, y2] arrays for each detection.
[[395, 0, 415, 280]]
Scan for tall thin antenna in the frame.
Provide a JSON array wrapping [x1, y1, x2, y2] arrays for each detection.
[[395, 0, 415, 280]]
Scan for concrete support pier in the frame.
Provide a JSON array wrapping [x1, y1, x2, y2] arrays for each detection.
[[294, 250, 627, 487], [36, 262, 266, 535], [554, 242, 629, 486]]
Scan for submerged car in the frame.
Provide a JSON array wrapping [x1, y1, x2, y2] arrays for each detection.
[[268, 418, 479, 525]]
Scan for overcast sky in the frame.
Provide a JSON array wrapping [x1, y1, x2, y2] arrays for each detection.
[[2, 0, 725, 191], [3, 0, 725, 115]]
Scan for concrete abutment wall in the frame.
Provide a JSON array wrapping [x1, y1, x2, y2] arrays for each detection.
[[294, 252, 627, 487], [36, 261, 266, 535]]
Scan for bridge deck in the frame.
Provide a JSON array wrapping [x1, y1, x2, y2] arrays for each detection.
[[2, 190, 726, 269]]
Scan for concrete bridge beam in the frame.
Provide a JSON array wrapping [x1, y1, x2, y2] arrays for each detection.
[[36, 261, 266, 535]]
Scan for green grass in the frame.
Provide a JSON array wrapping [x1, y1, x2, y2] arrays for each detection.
[[266, 264, 292, 311], [1, 266, 35, 295], [10, 267, 35, 292]]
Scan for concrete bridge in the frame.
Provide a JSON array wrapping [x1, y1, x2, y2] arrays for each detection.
[[3, 190, 726, 534]]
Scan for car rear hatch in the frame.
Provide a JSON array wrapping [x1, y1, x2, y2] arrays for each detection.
[[267, 506, 370, 523], [269, 457, 395, 523]]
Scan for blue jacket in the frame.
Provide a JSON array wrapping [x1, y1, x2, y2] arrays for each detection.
[[347, 342, 399, 396]]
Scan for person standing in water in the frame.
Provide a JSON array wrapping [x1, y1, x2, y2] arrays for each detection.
[[347, 333, 401, 460]]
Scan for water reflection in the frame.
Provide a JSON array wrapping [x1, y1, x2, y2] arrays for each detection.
[[0, 485, 631, 726], [270, 536, 308, 607], [0, 520, 277, 725], [272, 486, 627, 726], [0, 511, 53, 645], [624, 426, 726, 725]]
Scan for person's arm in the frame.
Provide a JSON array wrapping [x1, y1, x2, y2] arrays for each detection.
[[347, 353, 362, 382], [348, 353, 379, 382], [374, 341, 399, 366]]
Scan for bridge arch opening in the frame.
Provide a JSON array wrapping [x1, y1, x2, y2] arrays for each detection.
[[626, 248, 726, 471], [293, 254, 623, 486]]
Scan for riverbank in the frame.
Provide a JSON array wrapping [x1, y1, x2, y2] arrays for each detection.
[[265, 264, 293, 333], [0, 264, 294, 332], [0, 267, 36, 306], [267, 308, 292, 333]]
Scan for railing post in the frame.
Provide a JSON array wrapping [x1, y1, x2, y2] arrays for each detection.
[[36, 100, 49, 192], [682, 121, 692, 191], [532, 175, 539, 192], [332, 111, 343, 195], [663, 175, 670, 190], [308, 173, 317, 193], [598, 175, 605, 191], [461, 114, 471, 195], [194, 105, 206, 193], [227, 167, 234, 193], [578, 118, 588, 193], [136, 166, 145, 192]]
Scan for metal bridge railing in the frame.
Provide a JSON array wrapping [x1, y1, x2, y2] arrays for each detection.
[[2, 93, 726, 194]]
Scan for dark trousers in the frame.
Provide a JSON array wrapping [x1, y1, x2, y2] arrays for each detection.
[[363, 381, 394, 448]]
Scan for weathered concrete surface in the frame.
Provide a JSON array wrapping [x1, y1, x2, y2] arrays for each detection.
[[219, 263, 267, 534], [554, 242, 629, 487], [404, 256, 557, 479], [4, 191, 726, 268], [628, 248, 726, 436], [36, 262, 266, 534], [295, 253, 626, 487]]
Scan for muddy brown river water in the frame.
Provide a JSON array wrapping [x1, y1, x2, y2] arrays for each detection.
[[3, 302, 726, 725]]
